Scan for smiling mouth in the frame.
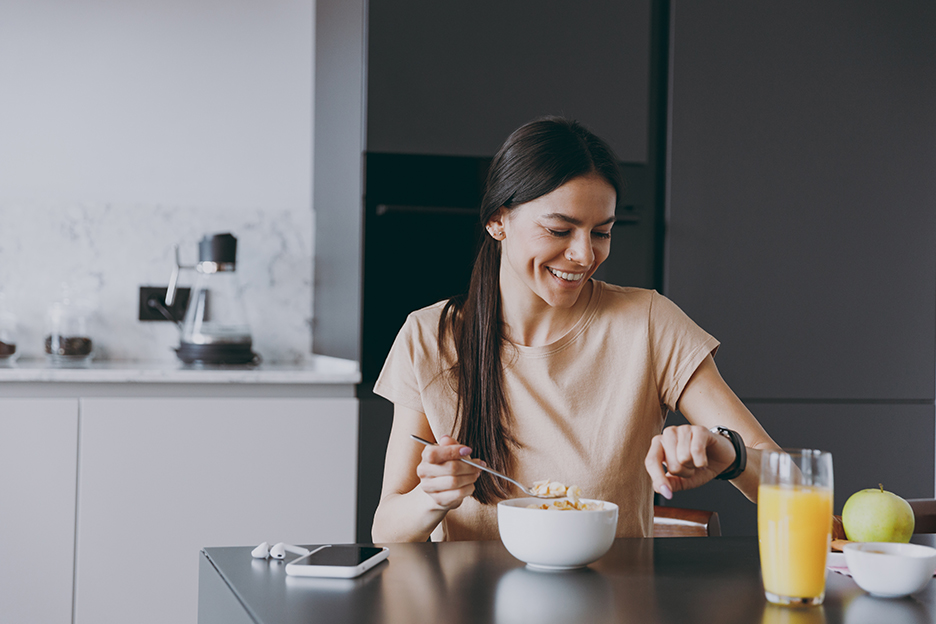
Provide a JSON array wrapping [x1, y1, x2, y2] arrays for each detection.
[[547, 267, 585, 282]]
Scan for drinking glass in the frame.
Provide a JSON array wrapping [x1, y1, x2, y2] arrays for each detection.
[[758, 449, 834, 606]]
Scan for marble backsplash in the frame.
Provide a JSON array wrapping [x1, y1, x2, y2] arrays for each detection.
[[0, 202, 313, 363]]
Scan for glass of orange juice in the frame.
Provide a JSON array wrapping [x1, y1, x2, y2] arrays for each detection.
[[758, 449, 834, 606]]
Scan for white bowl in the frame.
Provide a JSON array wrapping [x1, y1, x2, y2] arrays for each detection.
[[497, 497, 618, 570], [842, 542, 936, 598]]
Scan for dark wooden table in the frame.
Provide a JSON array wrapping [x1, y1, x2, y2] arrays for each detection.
[[198, 536, 936, 624]]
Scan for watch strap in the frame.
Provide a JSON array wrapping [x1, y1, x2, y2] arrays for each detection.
[[710, 426, 747, 480]]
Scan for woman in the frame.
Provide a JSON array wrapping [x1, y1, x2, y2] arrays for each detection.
[[372, 117, 779, 543]]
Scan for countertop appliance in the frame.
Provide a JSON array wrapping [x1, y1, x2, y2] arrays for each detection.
[[164, 233, 259, 366]]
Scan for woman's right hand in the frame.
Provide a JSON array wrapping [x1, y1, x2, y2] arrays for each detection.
[[373, 406, 483, 542], [415, 435, 483, 510]]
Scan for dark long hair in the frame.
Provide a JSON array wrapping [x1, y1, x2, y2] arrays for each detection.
[[438, 117, 624, 504]]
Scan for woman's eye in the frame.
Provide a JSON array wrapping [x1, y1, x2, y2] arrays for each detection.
[[592, 230, 612, 240], [546, 229, 570, 237]]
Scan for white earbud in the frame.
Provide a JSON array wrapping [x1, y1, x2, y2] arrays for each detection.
[[269, 542, 311, 560], [251, 541, 311, 560], [251, 541, 273, 559]]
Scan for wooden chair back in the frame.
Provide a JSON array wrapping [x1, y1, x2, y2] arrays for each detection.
[[908, 498, 936, 534], [653, 505, 721, 537]]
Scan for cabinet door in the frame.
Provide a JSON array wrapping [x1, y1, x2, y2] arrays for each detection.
[[74, 398, 357, 624], [667, 0, 936, 400], [367, 0, 652, 161], [0, 399, 78, 624]]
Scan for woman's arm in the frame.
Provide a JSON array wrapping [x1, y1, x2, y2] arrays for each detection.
[[371, 404, 482, 543], [644, 354, 781, 502]]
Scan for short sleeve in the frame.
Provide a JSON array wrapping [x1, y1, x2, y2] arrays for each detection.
[[649, 291, 720, 412], [373, 313, 427, 414]]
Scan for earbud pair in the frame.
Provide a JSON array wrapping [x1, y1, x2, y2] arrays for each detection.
[[251, 541, 311, 560]]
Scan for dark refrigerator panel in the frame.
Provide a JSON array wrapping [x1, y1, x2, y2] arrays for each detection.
[[360, 153, 490, 384]]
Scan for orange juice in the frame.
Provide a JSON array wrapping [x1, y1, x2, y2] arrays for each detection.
[[758, 484, 833, 601]]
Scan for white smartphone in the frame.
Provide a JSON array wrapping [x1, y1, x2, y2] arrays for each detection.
[[284, 545, 389, 578]]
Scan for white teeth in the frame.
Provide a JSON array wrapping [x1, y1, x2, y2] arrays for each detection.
[[548, 267, 584, 282]]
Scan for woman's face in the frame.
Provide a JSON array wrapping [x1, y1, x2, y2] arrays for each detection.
[[489, 173, 617, 310]]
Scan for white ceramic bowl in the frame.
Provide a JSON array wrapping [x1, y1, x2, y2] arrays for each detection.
[[842, 542, 936, 598], [497, 497, 618, 570]]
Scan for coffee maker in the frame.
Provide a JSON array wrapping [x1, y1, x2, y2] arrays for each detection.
[[163, 233, 259, 366]]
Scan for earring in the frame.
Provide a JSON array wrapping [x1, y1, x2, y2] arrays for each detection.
[[489, 229, 504, 240]]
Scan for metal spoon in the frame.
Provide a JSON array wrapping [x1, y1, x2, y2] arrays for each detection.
[[410, 434, 559, 499]]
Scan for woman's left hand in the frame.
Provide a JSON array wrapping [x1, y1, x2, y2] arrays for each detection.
[[644, 425, 737, 499]]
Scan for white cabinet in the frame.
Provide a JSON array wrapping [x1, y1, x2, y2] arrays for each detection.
[[0, 359, 361, 624], [0, 399, 79, 624], [72, 397, 357, 624]]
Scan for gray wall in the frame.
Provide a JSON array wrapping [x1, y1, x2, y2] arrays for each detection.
[[0, 0, 316, 363], [312, 0, 366, 362], [664, 0, 936, 535]]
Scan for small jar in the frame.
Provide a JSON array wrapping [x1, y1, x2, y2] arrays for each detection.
[[45, 289, 94, 367], [0, 292, 18, 365]]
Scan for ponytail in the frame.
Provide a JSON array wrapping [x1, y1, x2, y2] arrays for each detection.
[[438, 116, 623, 504]]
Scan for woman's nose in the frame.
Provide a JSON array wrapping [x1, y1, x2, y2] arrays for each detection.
[[565, 234, 594, 266]]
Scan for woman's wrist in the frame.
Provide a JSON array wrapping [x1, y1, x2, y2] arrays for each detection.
[[709, 427, 747, 480], [372, 488, 450, 543]]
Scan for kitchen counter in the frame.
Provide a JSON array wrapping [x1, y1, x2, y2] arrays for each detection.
[[0, 354, 360, 397]]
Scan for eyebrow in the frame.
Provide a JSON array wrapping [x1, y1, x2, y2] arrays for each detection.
[[541, 212, 617, 227]]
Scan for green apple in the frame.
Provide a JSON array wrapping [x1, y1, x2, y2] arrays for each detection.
[[842, 484, 915, 543]]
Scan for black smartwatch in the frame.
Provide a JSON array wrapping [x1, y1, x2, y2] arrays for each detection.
[[709, 426, 747, 480]]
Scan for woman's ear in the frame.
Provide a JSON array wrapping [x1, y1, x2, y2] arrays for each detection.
[[485, 208, 507, 241]]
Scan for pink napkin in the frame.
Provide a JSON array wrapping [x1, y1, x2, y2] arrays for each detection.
[[826, 552, 849, 576]]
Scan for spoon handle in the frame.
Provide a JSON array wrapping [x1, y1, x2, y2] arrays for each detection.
[[409, 434, 533, 495]]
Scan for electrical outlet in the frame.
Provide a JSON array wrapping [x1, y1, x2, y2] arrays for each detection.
[[139, 286, 190, 322]]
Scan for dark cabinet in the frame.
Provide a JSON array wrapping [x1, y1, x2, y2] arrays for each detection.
[[665, 0, 936, 533], [668, 0, 936, 402], [367, 0, 652, 162]]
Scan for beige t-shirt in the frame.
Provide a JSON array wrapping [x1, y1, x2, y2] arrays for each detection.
[[374, 281, 719, 541]]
